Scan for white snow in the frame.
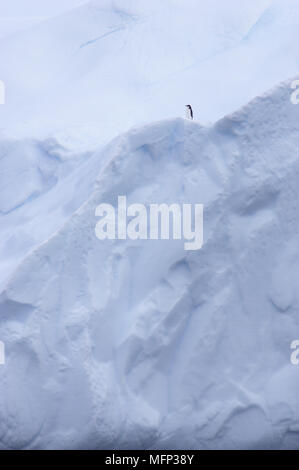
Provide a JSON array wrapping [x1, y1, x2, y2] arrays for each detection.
[[0, 0, 299, 450], [0, 77, 299, 449], [0, 1, 88, 39], [0, 0, 298, 147]]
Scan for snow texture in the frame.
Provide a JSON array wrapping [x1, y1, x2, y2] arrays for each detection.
[[0, 76, 299, 449], [1, 0, 299, 451], [0, 0, 298, 148]]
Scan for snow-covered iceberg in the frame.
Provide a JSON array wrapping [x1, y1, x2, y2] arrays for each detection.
[[0, 77, 299, 449]]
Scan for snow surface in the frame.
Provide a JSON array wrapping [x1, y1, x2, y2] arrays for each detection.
[[1, 0, 299, 450], [0, 77, 299, 449], [0, 0, 298, 147], [0, 1, 88, 39]]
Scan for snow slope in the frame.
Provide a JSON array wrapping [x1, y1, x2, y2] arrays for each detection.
[[1, 0, 298, 146], [0, 0, 88, 17], [0, 133, 110, 291], [0, 1, 88, 39], [0, 77, 299, 449], [0, 18, 44, 40]]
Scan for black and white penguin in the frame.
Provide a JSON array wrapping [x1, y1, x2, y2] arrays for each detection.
[[185, 104, 193, 120]]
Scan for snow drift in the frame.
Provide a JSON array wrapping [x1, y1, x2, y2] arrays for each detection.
[[0, 77, 299, 449], [0, 130, 113, 292]]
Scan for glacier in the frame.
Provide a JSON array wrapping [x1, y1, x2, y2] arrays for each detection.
[[0, 77, 299, 449]]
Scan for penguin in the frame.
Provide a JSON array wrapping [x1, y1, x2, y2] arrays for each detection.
[[185, 104, 193, 120]]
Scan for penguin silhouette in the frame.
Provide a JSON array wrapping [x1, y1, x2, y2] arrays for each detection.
[[185, 105, 193, 120]]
